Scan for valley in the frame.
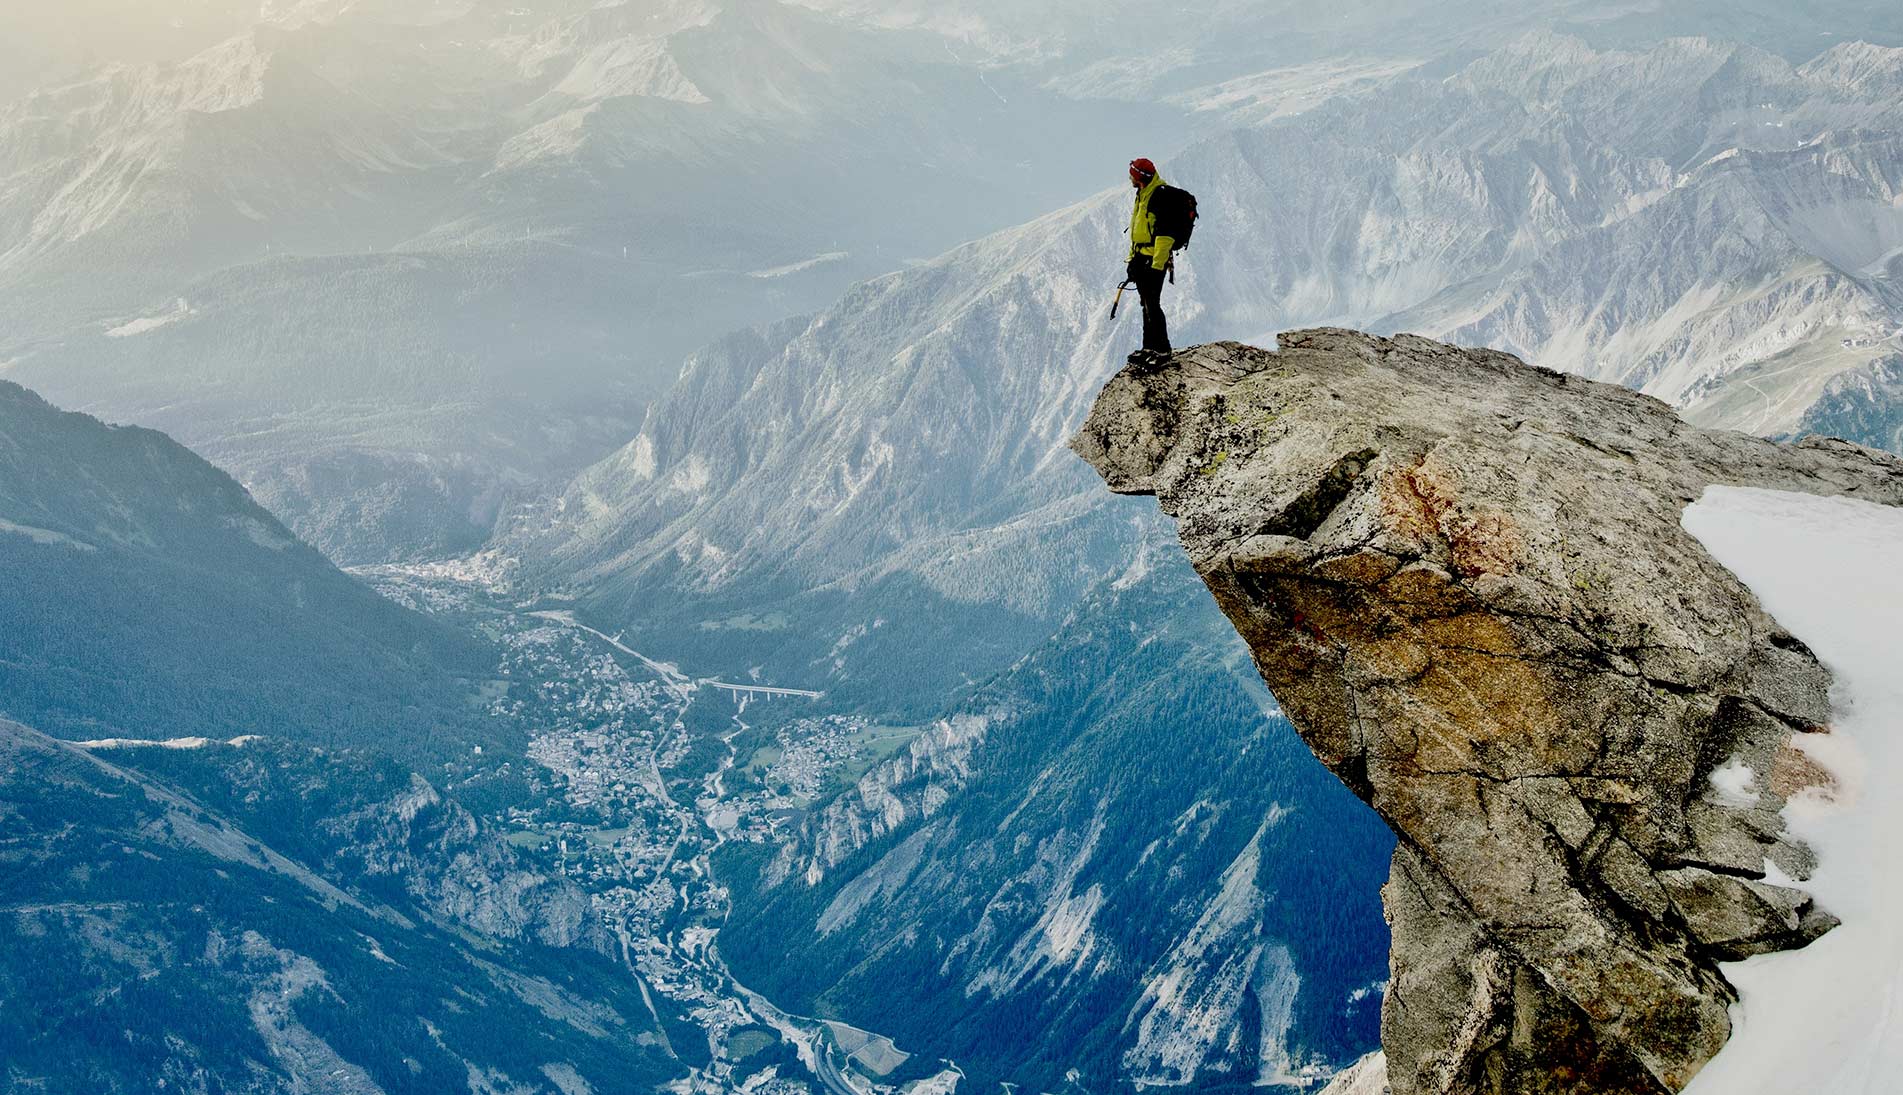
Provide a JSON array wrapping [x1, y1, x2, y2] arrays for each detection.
[[0, 367, 1392, 1093], [361, 561, 955, 1095]]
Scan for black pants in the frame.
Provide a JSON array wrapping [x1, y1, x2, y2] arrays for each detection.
[[1130, 261, 1171, 353]]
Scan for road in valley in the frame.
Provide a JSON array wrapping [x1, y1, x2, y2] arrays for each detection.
[[367, 570, 929, 1095]]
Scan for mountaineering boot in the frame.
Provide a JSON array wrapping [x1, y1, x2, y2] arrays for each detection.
[[1127, 348, 1173, 373]]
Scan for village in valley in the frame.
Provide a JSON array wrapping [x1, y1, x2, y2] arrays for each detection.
[[360, 562, 942, 1095]]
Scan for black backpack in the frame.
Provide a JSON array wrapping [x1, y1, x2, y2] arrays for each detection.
[[1150, 184, 1198, 250]]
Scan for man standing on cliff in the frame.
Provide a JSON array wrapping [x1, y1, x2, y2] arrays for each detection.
[[1124, 157, 1195, 360]]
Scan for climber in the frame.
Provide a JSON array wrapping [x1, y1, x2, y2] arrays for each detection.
[[1122, 157, 1197, 360]]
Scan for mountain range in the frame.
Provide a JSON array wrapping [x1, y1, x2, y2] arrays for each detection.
[[0, 0, 1195, 562], [513, 33, 1903, 677], [8, 8, 1903, 1094], [10, 2, 1899, 564], [0, 379, 498, 758]]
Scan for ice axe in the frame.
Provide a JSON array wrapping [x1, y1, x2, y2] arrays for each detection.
[[1110, 279, 1134, 319]]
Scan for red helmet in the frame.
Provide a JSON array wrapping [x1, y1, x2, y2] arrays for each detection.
[[1129, 157, 1157, 185]]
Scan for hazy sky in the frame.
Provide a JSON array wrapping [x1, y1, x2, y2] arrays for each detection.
[[0, 2, 250, 97], [9, 0, 1902, 100]]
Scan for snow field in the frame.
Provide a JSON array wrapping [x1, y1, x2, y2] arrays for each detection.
[[1681, 485, 1903, 1094]]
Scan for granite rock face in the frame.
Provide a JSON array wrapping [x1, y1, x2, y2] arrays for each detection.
[[1072, 331, 1903, 1094]]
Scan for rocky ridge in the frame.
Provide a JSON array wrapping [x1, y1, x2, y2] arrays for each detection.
[[1072, 330, 1903, 1094]]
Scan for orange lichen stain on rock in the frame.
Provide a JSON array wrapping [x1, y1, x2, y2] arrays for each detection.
[[1414, 649, 1554, 750], [1415, 611, 1523, 657], [1444, 509, 1525, 580], [1769, 742, 1839, 802], [1312, 548, 1401, 587], [1379, 454, 1525, 579], [1355, 636, 1433, 682], [1378, 462, 1442, 547], [1386, 618, 1602, 776]]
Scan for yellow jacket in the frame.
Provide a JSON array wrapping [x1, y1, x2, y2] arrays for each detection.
[[1128, 174, 1176, 270]]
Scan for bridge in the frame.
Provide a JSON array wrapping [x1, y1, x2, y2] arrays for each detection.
[[528, 610, 824, 700], [698, 679, 824, 700]]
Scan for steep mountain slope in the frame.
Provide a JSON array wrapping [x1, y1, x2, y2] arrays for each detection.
[[0, 380, 498, 759], [505, 200, 1154, 700], [715, 558, 1396, 1092], [0, 721, 673, 1094]]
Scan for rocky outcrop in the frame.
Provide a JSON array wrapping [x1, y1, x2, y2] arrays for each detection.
[[774, 711, 998, 889], [1071, 331, 1903, 1094], [323, 772, 603, 950]]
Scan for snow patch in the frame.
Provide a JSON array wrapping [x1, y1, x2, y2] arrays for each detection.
[[669, 454, 712, 494], [74, 735, 262, 750], [1346, 979, 1389, 1007], [1318, 1052, 1388, 1094], [0, 518, 96, 552], [1680, 486, 1903, 1095], [1706, 759, 1760, 809], [626, 434, 657, 480], [106, 298, 193, 338], [1176, 58, 1425, 124], [750, 251, 849, 279]]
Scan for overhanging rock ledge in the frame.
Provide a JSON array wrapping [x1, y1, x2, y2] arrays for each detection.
[[1071, 330, 1903, 1095]]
